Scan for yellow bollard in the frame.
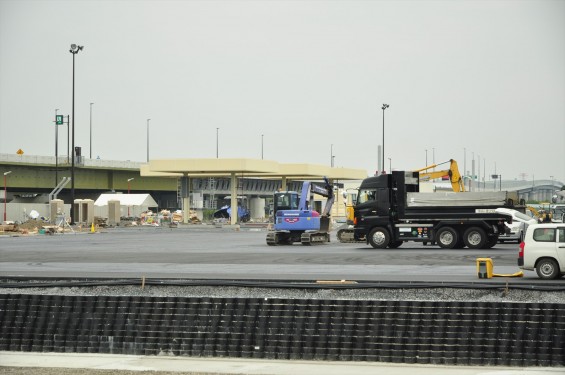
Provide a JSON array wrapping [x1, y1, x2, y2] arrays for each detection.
[[476, 258, 493, 279], [90, 222, 95, 233]]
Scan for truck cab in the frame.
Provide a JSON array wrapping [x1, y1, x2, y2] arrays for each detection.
[[353, 171, 511, 249]]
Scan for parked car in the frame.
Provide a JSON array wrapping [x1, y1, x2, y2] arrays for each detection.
[[496, 208, 537, 244], [518, 223, 565, 279]]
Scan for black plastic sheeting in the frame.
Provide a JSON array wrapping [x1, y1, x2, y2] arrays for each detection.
[[1, 294, 564, 366]]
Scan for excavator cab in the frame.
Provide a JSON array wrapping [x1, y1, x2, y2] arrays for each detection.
[[273, 191, 300, 216]]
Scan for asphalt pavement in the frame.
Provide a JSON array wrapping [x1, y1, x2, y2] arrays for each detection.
[[0, 224, 536, 283]]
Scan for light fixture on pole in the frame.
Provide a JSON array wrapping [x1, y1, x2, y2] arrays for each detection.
[[491, 173, 501, 191], [89, 102, 94, 159], [69, 43, 84, 224], [550, 175, 555, 201], [381, 103, 389, 173], [55, 109, 59, 186], [127, 178, 134, 217], [3, 171, 12, 222], [216, 128, 219, 158], [146, 119, 151, 162]]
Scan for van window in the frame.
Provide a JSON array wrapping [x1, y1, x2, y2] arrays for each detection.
[[559, 228, 565, 243], [533, 228, 555, 242]]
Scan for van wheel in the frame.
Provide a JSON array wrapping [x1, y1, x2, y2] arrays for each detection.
[[436, 227, 458, 249], [536, 258, 560, 280], [368, 227, 390, 249], [463, 227, 487, 249]]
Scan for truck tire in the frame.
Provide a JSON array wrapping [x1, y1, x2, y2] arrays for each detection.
[[368, 227, 390, 249], [463, 227, 487, 249], [388, 240, 403, 248], [483, 236, 498, 249], [536, 258, 560, 280], [436, 227, 458, 249]]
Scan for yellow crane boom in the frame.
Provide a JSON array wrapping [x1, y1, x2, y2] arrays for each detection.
[[415, 159, 465, 192]]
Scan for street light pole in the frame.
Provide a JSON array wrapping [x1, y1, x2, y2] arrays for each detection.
[[146, 119, 151, 162], [55, 109, 59, 186], [388, 158, 392, 174], [261, 134, 264, 160], [330, 144, 333, 167], [381, 103, 389, 173], [69, 43, 84, 224], [89, 102, 94, 159], [127, 178, 134, 217], [3, 171, 12, 222], [216, 128, 219, 158]]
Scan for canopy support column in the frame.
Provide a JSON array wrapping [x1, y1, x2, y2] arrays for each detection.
[[182, 174, 190, 224], [230, 173, 237, 225]]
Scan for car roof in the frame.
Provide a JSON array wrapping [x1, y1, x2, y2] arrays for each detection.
[[528, 223, 565, 229]]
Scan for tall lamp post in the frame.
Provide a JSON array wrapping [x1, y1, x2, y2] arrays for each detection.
[[146, 119, 151, 162], [3, 171, 12, 222], [216, 127, 219, 158], [381, 103, 389, 173], [388, 158, 392, 174], [127, 178, 134, 217], [70, 43, 84, 224], [261, 134, 264, 160], [89, 102, 94, 159], [55, 109, 59, 186]]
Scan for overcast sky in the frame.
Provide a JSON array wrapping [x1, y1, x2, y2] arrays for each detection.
[[1, 0, 564, 184]]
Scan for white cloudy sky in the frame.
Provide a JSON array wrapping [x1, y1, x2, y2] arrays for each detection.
[[1, 0, 564, 183]]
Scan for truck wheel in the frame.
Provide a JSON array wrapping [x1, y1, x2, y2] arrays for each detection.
[[536, 258, 560, 279], [436, 227, 458, 249], [483, 236, 498, 249], [463, 227, 487, 249], [368, 227, 390, 249], [388, 240, 403, 248]]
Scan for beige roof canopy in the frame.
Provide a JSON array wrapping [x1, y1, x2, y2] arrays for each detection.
[[141, 158, 367, 225], [141, 158, 367, 180]]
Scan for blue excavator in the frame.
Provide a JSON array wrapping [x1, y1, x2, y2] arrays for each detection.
[[266, 177, 335, 246]]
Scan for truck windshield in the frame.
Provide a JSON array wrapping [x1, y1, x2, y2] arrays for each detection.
[[357, 189, 377, 204]]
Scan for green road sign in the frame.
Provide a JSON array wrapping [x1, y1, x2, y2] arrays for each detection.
[[56, 115, 64, 125]]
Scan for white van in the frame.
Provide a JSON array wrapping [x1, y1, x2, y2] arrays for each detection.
[[518, 223, 565, 279]]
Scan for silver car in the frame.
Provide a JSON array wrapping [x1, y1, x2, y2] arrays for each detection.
[[496, 208, 538, 244]]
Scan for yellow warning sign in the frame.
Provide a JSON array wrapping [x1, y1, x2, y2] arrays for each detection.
[[16, 149, 24, 155]]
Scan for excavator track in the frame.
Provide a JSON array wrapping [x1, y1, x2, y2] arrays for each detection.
[[266, 231, 277, 246], [336, 228, 364, 243], [301, 231, 330, 245]]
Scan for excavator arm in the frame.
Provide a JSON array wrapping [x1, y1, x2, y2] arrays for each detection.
[[299, 177, 335, 216], [416, 159, 465, 192]]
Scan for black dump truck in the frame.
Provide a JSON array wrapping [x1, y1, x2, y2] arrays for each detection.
[[352, 171, 516, 249]]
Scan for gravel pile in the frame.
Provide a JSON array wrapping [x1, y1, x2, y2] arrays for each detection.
[[2, 284, 565, 304]]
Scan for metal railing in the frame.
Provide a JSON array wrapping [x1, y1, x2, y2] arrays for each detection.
[[0, 153, 142, 170]]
